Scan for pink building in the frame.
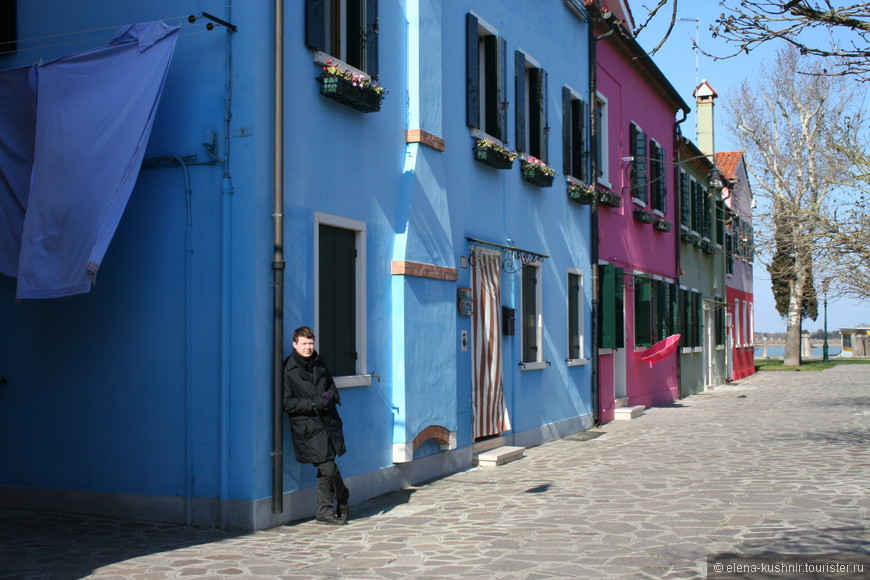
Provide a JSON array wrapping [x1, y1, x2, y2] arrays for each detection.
[[593, 6, 690, 423]]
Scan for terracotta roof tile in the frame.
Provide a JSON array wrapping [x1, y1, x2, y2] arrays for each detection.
[[715, 151, 744, 181]]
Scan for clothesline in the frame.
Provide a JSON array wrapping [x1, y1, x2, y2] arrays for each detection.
[[0, 15, 208, 57]]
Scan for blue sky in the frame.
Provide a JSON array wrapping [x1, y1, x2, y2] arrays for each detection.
[[635, 2, 870, 333]]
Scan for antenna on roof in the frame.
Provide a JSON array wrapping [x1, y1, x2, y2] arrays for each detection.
[[678, 18, 700, 88]]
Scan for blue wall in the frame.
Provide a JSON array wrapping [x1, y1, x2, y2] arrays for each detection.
[[0, 0, 275, 517], [0, 0, 595, 528]]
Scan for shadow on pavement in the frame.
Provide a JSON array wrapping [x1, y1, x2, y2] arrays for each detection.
[[0, 509, 240, 580]]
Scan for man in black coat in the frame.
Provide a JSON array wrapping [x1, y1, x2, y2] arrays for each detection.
[[283, 326, 350, 525]]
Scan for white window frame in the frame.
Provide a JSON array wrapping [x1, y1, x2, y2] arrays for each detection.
[[567, 269, 587, 366], [521, 263, 546, 370], [596, 92, 610, 187], [314, 211, 370, 387]]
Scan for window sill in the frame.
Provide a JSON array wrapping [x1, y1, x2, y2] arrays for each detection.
[[519, 361, 549, 371], [335, 374, 373, 388], [716, 345, 726, 350], [632, 197, 647, 208], [567, 358, 589, 367], [313, 50, 370, 81]]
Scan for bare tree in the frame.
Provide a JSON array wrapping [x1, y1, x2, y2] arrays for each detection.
[[725, 47, 859, 365], [635, 1, 870, 80]]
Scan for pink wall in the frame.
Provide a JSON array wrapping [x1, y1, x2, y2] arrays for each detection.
[[596, 35, 682, 410]]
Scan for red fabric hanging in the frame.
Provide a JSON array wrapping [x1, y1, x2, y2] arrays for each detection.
[[637, 334, 681, 363]]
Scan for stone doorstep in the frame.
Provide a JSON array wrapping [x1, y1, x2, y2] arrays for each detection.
[[613, 405, 646, 420], [474, 445, 526, 468], [472, 436, 506, 454]]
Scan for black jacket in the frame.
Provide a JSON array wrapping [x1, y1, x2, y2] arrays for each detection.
[[282, 350, 346, 464]]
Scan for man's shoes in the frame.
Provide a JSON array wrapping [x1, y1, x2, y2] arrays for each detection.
[[315, 513, 346, 526], [337, 490, 350, 523], [337, 504, 349, 524]]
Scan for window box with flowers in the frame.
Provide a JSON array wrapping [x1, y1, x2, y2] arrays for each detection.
[[520, 156, 556, 187], [474, 138, 517, 170], [653, 218, 672, 232], [318, 59, 387, 113], [567, 181, 596, 205], [598, 189, 622, 208], [633, 209, 655, 224]]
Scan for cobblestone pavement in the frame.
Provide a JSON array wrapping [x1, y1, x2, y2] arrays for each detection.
[[2, 365, 868, 579]]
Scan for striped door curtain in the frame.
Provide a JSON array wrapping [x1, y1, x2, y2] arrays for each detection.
[[471, 246, 511, 439]]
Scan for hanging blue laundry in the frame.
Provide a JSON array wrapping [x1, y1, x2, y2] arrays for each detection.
[[0, 21, 179, 299], [0, 66, 36, 279]]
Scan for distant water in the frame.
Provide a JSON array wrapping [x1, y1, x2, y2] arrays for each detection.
[[754, 346, 842, 358]]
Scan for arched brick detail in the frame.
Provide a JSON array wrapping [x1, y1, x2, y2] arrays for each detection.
[[411, 425, 452, 451]]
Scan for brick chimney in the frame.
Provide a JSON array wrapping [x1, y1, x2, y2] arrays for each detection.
[[693, 79, 718, 157]]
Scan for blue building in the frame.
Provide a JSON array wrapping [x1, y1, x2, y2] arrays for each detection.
[[0, 0, 594, 530]]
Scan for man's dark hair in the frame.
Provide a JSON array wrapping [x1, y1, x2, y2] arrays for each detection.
[[293, 326, 315, 341]]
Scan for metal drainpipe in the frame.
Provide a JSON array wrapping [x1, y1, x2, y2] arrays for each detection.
[[589, 10, 600, 425], [272, 0, 286, 515], [674, 111, 688, 396]]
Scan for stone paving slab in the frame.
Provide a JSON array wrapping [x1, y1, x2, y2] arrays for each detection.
[[1, 364, 868, 579]]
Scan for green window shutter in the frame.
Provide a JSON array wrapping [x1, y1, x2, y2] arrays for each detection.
[[630, 123, 648, 202], [705, 192, 713, 238], [515, 51, 526, 153], [725, 233, 733, 274], [680, 172, 690, 227], [522, 266, 538, 362], [715, 198, 725, 244], [634, 275, 652, 348], [319, 225, 357, 376], [680, 288, 689, 343], [465, 13, 480, 129], [668, 282, 678, 337], [614, 267, 625, 349], [693, 291, 703, 348], [654, 279, 669, 342], [599, 264, 622, 349], [650, 143, 666, 212]]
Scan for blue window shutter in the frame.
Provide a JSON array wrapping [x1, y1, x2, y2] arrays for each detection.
[[497, 36, 508, 141], [465, 13, 479, 129], [305, 0, 326, 51], [366, 0, 379, 78], [484, 35, 501, 136], [515, 51, 526, 153], [562, 87, 572, 175], [540, 68, 549, 163]]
